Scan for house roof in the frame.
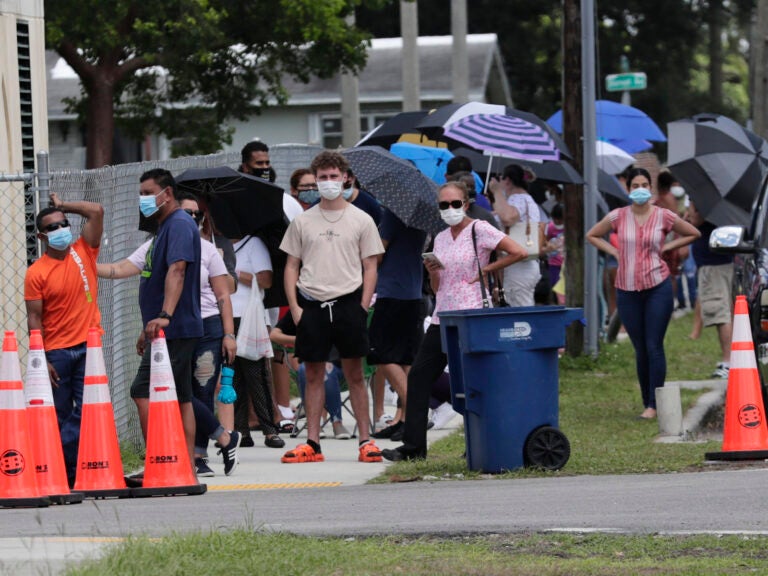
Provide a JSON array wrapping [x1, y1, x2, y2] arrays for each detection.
[[46, 33, 512, 119]]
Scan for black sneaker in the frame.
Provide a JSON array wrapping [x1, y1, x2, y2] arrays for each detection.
[[239, 435, 255, 448], [371, 421, 403, 439], [195, 457, 215, 478], [390, 427, 404, 442], [218, 431, 241, 476], [264, 434, 285, 449]]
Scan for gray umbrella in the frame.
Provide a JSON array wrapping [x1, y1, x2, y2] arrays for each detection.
[[342, 146, 444, 236], [668, 114, 768, 226]]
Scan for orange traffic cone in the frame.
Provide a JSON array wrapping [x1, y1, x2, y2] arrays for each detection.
[[706, 295, 768, 460], [74, 328, 131, 498], [24, 330, 83, 504], [0, 330, 50, 508], [132, 330, 206, 497]]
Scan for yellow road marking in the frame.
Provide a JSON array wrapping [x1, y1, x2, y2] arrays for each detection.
[[207, 482, 342, 491]]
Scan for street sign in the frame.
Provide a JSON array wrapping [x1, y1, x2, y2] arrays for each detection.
[[605, 72, 647, 92]]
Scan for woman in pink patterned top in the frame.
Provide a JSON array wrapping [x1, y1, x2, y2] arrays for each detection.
[[587, 168, 700, 420], [382, 182, 527, 462]]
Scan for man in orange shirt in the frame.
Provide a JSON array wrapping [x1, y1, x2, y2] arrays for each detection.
[[25, 192, 104, 487]]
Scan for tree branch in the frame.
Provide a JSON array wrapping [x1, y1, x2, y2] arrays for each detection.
[[57, 40, 96, 81]]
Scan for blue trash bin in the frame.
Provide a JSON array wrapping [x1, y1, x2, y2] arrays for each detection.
[[439, 306, 583, 473]]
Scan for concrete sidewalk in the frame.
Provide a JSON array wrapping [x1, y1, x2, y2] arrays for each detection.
[[199, 411, 464, 491]]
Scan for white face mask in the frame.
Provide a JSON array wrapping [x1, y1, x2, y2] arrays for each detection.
[[440, 207, 465, 226], [670, 185, 685, 199], [317, 180, 343, 200]]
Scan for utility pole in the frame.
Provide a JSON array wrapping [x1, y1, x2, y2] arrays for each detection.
[[581, 0, 599, 356], [562, 0, 585, 356], [341, 13, 361, 145], [451, 0, 469, 103], [401, 0, 420, 111]]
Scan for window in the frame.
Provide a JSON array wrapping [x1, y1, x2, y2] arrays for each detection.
[[319, 112, 397, 148]]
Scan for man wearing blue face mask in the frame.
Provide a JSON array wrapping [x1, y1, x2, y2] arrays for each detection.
[[25, 192, 105, 488]]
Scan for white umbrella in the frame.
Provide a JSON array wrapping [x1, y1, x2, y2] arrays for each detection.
[[596, 140, 635, 174]]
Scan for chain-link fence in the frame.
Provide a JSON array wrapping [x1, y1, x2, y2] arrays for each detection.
[[9, 144, 322, 450]]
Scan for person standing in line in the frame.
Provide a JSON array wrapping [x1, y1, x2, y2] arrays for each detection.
[[98, 195, 241, 477], [279, 150, 385, 463], [586, 167, 700, 419], [25, 192, 104, 487], [488, 164, 545, 307], [130, 168, 203, 468], [368, 207, 428, 442], [382, 181, 528, 462], [686, 200, 733, 379]]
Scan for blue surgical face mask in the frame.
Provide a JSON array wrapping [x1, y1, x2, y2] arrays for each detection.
[[342, 186, 354, 201], [629, 188, 652, 205], [139, 190, 165, 218], [298, 189, 320, 204], [45, 227, 73, 251]]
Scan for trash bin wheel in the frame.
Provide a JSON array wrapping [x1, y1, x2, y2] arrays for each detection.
[[524, 426, 570, 471]]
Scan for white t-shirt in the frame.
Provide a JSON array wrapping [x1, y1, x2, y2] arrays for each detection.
[[127, 238, 228, 319], [279, 203, 384, 301], [506, 192, 541, 223], [231, 235, 272, 319]]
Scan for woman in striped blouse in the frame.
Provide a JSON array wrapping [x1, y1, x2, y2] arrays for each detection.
[[587, 168, 700, 419]]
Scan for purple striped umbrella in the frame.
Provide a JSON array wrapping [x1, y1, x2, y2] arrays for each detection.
[[442, 114, 561, 162]]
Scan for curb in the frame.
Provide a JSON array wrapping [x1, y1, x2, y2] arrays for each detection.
[[654, 379, 727, 443]]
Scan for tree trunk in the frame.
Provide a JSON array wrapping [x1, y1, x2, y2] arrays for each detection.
[[562, 0, 585, 356], [708, 0, 723, 106], [85, 75, 116, 168]]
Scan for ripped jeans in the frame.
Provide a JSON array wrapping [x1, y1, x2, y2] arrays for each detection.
[[193, 315, 224, 452]]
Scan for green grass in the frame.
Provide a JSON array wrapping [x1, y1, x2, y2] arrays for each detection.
[[68, 531, 768, 575], [375, 312, 725, 481]]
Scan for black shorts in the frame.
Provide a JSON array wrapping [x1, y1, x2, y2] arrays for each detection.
[[295, 290, 369, 363], [367, 298, 423, 366], [130, 337, 199, 403]]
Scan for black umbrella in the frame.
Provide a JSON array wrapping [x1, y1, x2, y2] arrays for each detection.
[[416, 102, 572, 159], [175, 166, 285, 239], [668, 113, 768, 227], [355, 111, 431, 149], [597, 169, 630, 210], [341, 146, 444, 236]]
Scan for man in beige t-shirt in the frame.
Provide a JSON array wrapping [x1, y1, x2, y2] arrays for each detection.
[[279, 151, 384, 464]]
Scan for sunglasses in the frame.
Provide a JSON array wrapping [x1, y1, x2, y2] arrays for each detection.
[[438, 200, 465, 210], [184, 209, 204, 220], [43, 219, 70, 233]]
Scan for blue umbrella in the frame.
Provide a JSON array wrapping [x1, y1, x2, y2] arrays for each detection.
[[390, 142, 485, 192], [547, 100, 666, 142]]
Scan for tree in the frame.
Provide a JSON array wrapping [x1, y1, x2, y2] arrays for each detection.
[[45, 0, 388, 168]]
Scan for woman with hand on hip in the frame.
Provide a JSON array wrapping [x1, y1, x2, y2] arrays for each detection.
[[586, 168, 700, 419], [382, 181, 528, 462]]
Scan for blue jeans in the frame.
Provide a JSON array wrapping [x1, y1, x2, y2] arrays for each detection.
[[617, 278, 674, 410], [194, 315, 225, 453], [297, 363, 343, 422], [46, 342, 87, 483]]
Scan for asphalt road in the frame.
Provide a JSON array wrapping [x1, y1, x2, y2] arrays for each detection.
[[3, 466, 768, 540]]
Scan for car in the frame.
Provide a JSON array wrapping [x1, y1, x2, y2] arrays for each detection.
[[710, 192, 768, 394]]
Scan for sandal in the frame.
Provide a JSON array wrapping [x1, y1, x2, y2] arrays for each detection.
[[281, 443, 324, 463]]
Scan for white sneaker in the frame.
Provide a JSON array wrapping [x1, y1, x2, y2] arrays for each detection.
[[712, 363, 730, 379], [429, 402, 458, 430], [374, 414, 395, 433]]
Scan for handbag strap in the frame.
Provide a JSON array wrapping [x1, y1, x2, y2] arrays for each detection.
[[471, 223, 490, 308]]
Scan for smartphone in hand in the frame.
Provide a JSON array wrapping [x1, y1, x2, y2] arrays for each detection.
[[421, 252, 444, 269]]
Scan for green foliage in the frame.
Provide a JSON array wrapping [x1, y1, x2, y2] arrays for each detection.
[[358, 0, 753, 145], [45, 0, 389, 158]]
